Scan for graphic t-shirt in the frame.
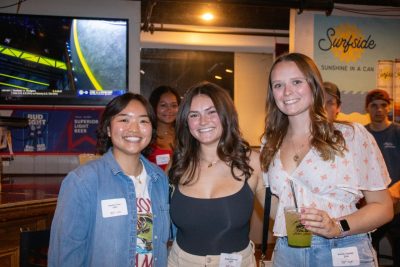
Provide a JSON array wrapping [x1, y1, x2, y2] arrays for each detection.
[[130, 165, 153, 267]]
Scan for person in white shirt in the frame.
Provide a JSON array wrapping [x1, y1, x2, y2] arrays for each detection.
[[260, 52, 393, 267]]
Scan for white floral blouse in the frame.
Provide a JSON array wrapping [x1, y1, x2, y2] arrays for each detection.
[[263, 123, 391, 237]]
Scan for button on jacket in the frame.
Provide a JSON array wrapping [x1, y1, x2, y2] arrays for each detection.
[[48, 149, 170, 267]]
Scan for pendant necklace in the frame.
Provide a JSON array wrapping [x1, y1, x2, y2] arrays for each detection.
[[157, 127, 174, 140], [133, 175, 142, 184], [202, 158, 221, 168], [293, 153, 300, 164], [131, 163, 143, 184], [291, 137, 307, 165]]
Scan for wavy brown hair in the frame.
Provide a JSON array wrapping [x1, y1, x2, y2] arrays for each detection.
[[96, 93, 157, 156], [260, 53, 349, 172], [168, 81, 253, 185]]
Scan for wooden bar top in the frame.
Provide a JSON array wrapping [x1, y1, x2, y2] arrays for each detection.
[[0, 195, 57, 223], [0, 192, 57, 206], [0, 187, 58, 222], [0, 176, 61, 266]]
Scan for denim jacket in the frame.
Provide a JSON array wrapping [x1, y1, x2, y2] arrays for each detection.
[[48, 149, 170, 267]]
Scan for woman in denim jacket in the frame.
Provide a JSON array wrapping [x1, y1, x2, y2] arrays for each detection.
[[49, 93, 170, 267]]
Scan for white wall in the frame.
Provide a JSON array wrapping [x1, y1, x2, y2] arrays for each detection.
[[235, 53, 272, 146], [1, 0, 141, 93]]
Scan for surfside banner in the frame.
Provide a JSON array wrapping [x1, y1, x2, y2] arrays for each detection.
[[314, 14, 400, 119]]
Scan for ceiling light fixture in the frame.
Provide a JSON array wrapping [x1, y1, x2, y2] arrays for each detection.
[[201, 12, 214, 21]]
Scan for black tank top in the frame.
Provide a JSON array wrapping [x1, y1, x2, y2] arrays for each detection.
[[170, 182, 254, 256]]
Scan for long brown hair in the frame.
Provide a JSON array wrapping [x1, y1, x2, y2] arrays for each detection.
[[169, 81, 253, 185], [260, 53, 348, 172]]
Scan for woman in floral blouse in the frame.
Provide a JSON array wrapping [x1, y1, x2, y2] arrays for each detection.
[[260, 53, 393, 267]]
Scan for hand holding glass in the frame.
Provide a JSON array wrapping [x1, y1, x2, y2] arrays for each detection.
[[284, 207, 312, 247]]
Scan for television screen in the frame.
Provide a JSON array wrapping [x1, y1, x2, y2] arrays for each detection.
[[0, 13, 128, 106]]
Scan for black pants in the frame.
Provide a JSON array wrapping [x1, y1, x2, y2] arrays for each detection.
[[372, 213, 400, 267]]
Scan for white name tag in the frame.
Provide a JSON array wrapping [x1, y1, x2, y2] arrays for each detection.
[[219, 253, 242, 267], [331, 246, 360, 266], [101, 198, 128, 218], [156, 154, 170, 165]]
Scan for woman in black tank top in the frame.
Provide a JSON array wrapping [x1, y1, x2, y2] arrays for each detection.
[[168, 81, 265, 267]]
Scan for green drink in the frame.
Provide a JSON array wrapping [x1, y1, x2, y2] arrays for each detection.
[[284, 207, 312, 247]]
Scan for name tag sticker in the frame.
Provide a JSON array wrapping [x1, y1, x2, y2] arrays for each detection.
[[101, 198, 128, 218], [219, 253, 242, 267], [331, 246, 360, 266], [156, 154, 170, 165]]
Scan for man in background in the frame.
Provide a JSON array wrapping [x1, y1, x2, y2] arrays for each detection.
[[365, 89, 400, 266], [323, 81, 341, 122]]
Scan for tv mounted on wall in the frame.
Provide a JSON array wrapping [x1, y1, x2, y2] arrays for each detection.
[[0, 13, 128, 106]]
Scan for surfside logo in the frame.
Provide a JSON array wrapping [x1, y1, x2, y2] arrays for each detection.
[[318, 24, 376, 63]]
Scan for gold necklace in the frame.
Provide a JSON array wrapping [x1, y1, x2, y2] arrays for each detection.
[[201, 158, 221, 168], [290, 137, 308, 165], [157, 130, 174, 140], [132, 175, 142, 184], [131, 163, 143, 184]]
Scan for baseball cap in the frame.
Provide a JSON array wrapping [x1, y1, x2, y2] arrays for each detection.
[[365, 89, 391, 107], [323, 81, 341, 104]]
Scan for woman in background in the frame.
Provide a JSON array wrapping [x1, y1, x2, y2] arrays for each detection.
[[168, 81, 264, 267], [147, 85, 181, 170], [260, 52, 393, 267], [49, 93, 170, 267]]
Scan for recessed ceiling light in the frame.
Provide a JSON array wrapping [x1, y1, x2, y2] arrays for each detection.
[[201, 12, 214, 21]]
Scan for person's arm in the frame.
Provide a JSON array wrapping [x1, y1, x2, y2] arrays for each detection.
[[389, 181, 400, 204], [301, 189, 393, 238], [342, 189, 393, 235], [249, 150, 267, 208], [48, 172, 92, 267]]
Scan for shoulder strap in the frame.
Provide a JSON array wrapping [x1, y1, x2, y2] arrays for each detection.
[[169, 184, 176, 240], [261, 187, 272, 262]]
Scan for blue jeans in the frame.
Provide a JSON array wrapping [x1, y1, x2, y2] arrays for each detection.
[[272, 234, 378, 267]]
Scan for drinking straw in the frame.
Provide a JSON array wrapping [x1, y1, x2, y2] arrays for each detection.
[[290, 180, 298, 209]]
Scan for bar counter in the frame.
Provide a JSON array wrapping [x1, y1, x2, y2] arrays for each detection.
[[0, 181, 60, 267]]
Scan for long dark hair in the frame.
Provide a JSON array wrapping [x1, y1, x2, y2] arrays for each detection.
[[149, 85, 181, 115], [96, 93, 157, 156], [260, 53, 348, 172], [169, 81, 253, 185]]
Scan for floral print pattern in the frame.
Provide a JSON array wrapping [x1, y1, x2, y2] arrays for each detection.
[[263, 123, 391, 236]]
